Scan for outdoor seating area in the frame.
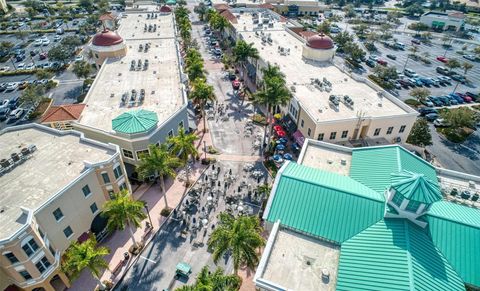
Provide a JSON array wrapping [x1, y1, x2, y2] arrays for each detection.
[[268, 123, 298, 168]]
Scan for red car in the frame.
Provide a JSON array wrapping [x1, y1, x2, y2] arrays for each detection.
[[377, 59, 387, 66], [436, 56, 448, 63], [39, 52, 47, 60]]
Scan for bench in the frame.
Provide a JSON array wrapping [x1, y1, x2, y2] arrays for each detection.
[[111, 259, 125, 276]]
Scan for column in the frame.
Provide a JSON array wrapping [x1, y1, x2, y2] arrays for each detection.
[[58, 271, 72, 288]]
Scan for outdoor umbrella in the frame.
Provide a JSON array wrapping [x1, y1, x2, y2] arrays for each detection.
[[277, 130, 286, 137], [273, 125, 283, 132], [283, 153, 293, 160], [273, 154, 281, 161], [276, 144, 286, 150], [279, 138, 288, 144]]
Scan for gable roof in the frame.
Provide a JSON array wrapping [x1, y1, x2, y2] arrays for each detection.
[[265, 162, 385, 243], [111, 109, 158, 134], [391, 171, 442, 204], [337, 219, 465, 291], [41, 104, 86, 123], [426, 201, 480, 287], [350, 146, 438, 193]]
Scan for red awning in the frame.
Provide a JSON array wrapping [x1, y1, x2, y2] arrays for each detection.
[[292, 130, 305, 147]]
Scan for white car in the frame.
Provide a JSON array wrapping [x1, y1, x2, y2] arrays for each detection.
[[74, 55, 84, 62], [0, 99, 9, 108], [26, 63, 35, 70], [17, 63, 26, 70], [9, 108, 24, 120], [5, 82, 19, 91], [42, 38, 50, 46], [34, 39, 43, 46], [54, 35, 61, 42], [463, 54, 476, 61], [0, 66, 9, 72]]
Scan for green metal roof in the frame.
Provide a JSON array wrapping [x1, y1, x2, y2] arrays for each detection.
[[166, 0, 176, 4], [265, 162, 385, 243], [111, 109, 158, 134], [350, 146, 438, 193], [390, 171, 442, 204], [337, 219, 465, 291], [426, 201, 480, 287]]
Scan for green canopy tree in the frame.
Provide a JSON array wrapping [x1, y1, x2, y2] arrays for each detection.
[[168, 127, 199, 186], [189, 78, 216, 132], [61, 236, 110, 289], [102, 190, 147, 247], [186, 59, 205, 82], [317, 20, 331, 35], [440, 107, 477, 129], [407, 119, 432, 147], [445, 58, 461, 73], [73, 61, 92, 79], [20, 84, 45, 104], [136, 144, 182, 208], [48, 45, 72, 63], [208, 213, 265, 275], [175, 266, 241, 291], [461, 61, 473, 77], [232, 40, 259, 76], [409, 88, 431, 102]]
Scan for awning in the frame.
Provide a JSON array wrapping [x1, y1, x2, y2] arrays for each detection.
[[91, 212, 108, 235], [293, 130, 305, 147]]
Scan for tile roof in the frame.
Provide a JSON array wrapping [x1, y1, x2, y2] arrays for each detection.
[[220, 10, 238, 24], [41, 104, 86, 123], [350, 146, 438, 193], [426, 201, 480, 287], [337, 219, 465, 291], [265, 162, 385, 243]]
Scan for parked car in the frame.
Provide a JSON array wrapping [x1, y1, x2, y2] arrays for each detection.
[[34, 39, 43, 46], [0, 99, 9, 108], [398, 79, 410, 87], [29, 50, 37, 56], [18, 81, 29, 90], [404, 68, 417, 77], [386, 54, 397, 60], [436, 56, 448, 63], [16, 54, 26, 62], [377, 59, 388, 66], [39, 52, 47, 60], [448, 93, 464, 104], [433, 118, 451, 127], [429, 96, 444, 107], [41, 37, 50, 46], [454, 92, 472, 103], [0, 83, 7, 92], [418, 107, 437, 116], [8, 108, 24, 120], [420, 77, 433, 87], [0, 107, 10, 121], [437, 96, 451, 106], [465, 91, 479, 101], [445, 95, 458, 105], [0, 66, 9, 72], [368, 55, 379, 62], [366, 59, 376, 68], [425, 113, 439, 121], [17, 63, 26, 70], [413, 77, 424, 87], [421, 98, 434, 107], [451, 74, 466, 83], [429, 78, 440, 87], [436, 66, 449, 75], [54, 35, 61, 42], [463, 55, 477, 61], [437, 76, 451, 84], [74, 55, 84, 62], [411, 39, 421, 45], [8, 96, 19, 109], [5, 82, 18, 91]]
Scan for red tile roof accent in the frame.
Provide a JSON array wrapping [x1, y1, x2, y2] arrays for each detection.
[[92, 30, 123, 46], [41, 104, 86, 123], [99, 13, 115, 21], [258, 3, 275, 9], [214, 3, 231, 12], [220, 10, 238, 24]]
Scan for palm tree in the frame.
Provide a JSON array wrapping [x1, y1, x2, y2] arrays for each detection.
[[168, 127, 199, 186], [462, 61, 474, 77], [254, 74, 291, 148], [208, 213, 265, 275], [102, 190, 147, 247], [261, 64, 285, 85], [232, 40, 259, 77], [189, 78, 216, 132], [176, 266, 241, 291], [445, 58, 461, 73], [137, 144, 182, 208], [61, 236, 110, 289], [175, 6, 190, 22], [186, 59, 205, 82]]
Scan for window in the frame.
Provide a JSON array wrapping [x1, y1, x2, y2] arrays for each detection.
[[317, 133, 324, 141], [391, 192, 404, 207], [399, 125, 406, 133], [49, 245, 56, 256], [329, 132, 337, 140], [4, 252, 19, 264], [52, 208, 64, 221], [373, 128, 381, 136], [108, 190, 115, 199], [122, 149, 134, 159], [22, 239, 39, 257], [82, 185, 91, 197], [136, 149, 149, 160], [387, 127, 394, 135], [94, 53, 99, 59], [90, 203, 98, 214], [19, 270, 32, 281], [101, 173, 110, 184], [301, 119, 304, 127], [119, 182, 127, 191], [307, 128, 311, 137], [406, 200, 421, 213], [35, 256, 51, 274], [179, 121, 184, 129], [113, 165, 123, 179], [63, 226, 73, 238], [341, 130, 348, 139], [168, 129, 174, 138]]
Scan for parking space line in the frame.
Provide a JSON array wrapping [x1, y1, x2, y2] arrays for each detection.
[[139, 256, 157, 264]]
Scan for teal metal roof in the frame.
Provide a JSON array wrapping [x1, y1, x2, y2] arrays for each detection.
[[390, 171, 442, 204], [111, 109, 158, 134], [337, 219, 465, 291], [350, 146, 438, 193], [266, 162, 385, 243], [426, 201, 480, 287]]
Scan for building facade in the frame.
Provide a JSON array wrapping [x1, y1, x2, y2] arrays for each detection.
[[0, 124, 130, 291], [420, 11, 465, 31]]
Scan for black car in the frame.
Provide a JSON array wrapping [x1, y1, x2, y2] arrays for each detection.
[[418, 107, 437, 116], [425, 113, 439, 121], [0, 107, 10, 121], [29, 50, 37, 56], [451, 74, 466, 83], [366, 59, 376, 68], [386, 54, 397, 60]]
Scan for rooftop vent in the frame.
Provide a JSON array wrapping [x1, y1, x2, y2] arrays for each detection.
[[341, 159, 347, 165], [327, 159, 333, 164], [469, 181, 476, 188]]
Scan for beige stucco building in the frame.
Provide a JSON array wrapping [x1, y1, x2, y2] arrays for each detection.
[[0, 0, 7, 13], [225, 7, 418, 147], [76, 5, 188, 172], [0, 124, 130, 291]]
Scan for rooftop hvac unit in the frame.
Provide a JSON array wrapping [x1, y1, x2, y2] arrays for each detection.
[[469, 181, 476, 189], [327, 159, 333, 164], [341, 159, 347, 165]]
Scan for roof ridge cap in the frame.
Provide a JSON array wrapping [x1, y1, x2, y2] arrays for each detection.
[[41, 106, 61, 121]]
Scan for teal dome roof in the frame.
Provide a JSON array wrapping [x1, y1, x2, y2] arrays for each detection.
[[112, 109, 158, 134], [390, 170, 442, 204]]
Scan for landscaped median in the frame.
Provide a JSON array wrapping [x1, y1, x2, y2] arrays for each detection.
[[435, 107, 479, 143]]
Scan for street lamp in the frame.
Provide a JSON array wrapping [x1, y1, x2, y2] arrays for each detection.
[[144, 202, 153, 228], [203, 140, 207, 159]]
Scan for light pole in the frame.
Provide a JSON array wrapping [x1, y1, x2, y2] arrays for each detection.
[[144, 203, 153, 227], [203, 140, 207, 159]]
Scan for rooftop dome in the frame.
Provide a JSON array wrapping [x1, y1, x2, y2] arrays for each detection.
[[112, 109, 158, 134], [306, 33, 334, 50], [390, 170, 442, 204], [159, 5, 172, 12], [92, 30, 123, 47]]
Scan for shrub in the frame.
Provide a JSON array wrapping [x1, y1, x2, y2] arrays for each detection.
[[405, 99, 420, 106], [368, 75, 394, 90], [160, 207, 172, 217], [252, 114, 267, 125], [437, 127, 474, 143]]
